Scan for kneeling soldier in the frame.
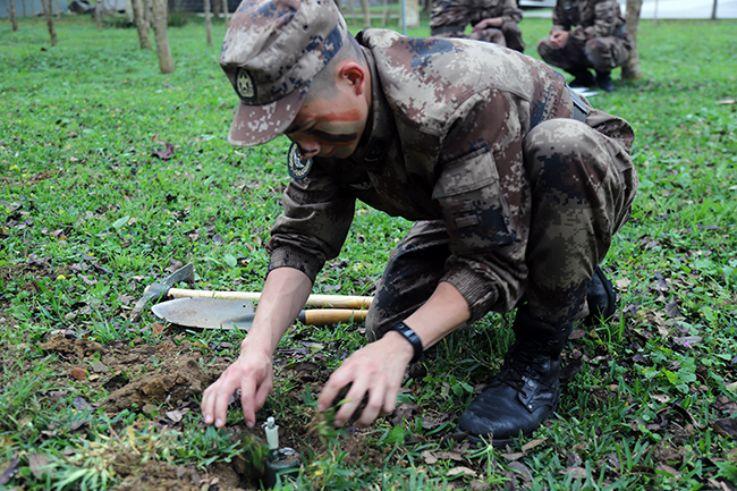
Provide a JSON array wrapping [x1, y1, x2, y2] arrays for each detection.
[[202, 0, 637, 446], [538, 0, 632, 92], [430, 0, 526, 52]]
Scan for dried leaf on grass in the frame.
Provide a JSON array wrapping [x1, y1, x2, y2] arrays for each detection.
[[713, 418, 737, 438], [0, 457, 19, 485], [152, 142, 175, 161], [508, 461, 532, 482], [28, 454, 50, 479], [562, 466, 587, 479], [446, 466, 476, 478]]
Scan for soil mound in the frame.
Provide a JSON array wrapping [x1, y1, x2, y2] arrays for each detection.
[[105, 355, 206, 411]]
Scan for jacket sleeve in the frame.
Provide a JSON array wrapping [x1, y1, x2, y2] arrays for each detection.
[[434, 90, 528, 321], [267, 162, 356, 283], [501, 0, 523, 24]]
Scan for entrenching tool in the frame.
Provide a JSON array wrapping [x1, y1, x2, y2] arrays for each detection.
[[151, 297, 368, 330], [135, 263, 374, 310], [131, 263, 195, 320], [135, 263, 373, 329]]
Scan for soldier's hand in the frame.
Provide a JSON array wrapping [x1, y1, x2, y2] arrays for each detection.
[[317, 332, 413, 427], [201, 345, 273, 429], [473, 17, 503, 31]]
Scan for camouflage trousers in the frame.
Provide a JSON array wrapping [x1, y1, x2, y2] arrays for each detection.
[[366, 113, 637, 341], [430, 1, 525, 52], [537, 35, 631, 73]]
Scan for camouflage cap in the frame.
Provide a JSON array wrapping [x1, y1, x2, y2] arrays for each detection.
[[220, 0, 349, 146]]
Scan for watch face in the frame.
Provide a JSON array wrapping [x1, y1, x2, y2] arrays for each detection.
[[287, 143, 313, 181], [235, 68, 256, 101]]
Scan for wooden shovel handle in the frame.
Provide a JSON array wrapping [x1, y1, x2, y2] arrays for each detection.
[[168, 288, 373, 309], [299, 309, 368, 325]]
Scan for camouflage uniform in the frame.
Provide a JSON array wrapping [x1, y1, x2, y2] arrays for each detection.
[[266, 31, 638, 338], [430, 0, 525, 52], [538, 0, 631, 73]]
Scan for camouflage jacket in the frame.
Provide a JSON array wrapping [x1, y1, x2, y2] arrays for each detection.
[[267, 30, 632, 321], [431, 0, 524, 27], [553, 0, 628, 41]]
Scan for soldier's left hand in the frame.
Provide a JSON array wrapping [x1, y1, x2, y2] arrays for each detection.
[[317, 332, 414, 427], [473, 17, 503, 31]]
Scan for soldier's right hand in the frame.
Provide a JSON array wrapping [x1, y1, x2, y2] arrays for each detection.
[[201, 346, 274, 429]]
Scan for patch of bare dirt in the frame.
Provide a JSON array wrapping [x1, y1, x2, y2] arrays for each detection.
[[113, 460, 202, 491], [39, 333, 104, 359], [40, 333, 219, 412], [105, 355, 206, 411]]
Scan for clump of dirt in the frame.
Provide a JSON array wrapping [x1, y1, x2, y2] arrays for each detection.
[[39, 332, 219, 412], [105, 355, 206, 411], [40, 333, 104, 359], [205, 462, 250, 490], [113, 460, 202, 491]]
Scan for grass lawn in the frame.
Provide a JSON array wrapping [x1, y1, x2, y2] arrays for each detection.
[[1, 12, 736, 490]]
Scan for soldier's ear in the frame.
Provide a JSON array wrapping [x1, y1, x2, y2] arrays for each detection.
[[337, 62, 367, 96]]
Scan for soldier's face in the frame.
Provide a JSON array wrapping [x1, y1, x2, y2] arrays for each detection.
[[285, 62, 370, 160]]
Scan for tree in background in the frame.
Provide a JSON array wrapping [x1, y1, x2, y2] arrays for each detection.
[[622, 0, 643, 80], [132, 0, 152, 49], [42, 0, 57, 45], [711, 0, 718, 19], [204, 0, 213, 46], [151, 0, 175, 73], [222, 0, 229, 25], [94, 0, 102, 28], [8, 0, 18, 31], [360, 0, 370, 28]]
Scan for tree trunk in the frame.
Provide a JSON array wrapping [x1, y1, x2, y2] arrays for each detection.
[[213, 0, 221, 19], [359, 0, 370, 27], [204, 0, 213, 46], [151, 0, 175, 73], [9, 0, 18, 31], [622, 0, 643, 80], [94, 0, 103, 28], [132, 0, 151, 49], [711, 0, 718, 19], [144, 0, 153, 25], [42, 0, 57, 46], [222, 0, 229, 25]]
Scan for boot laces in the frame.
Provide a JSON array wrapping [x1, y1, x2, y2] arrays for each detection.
[[495, 341, 554, 392]]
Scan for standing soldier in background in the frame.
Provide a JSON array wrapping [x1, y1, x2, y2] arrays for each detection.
[[430, 0, 526, 52], [537, 0, 631, 92]]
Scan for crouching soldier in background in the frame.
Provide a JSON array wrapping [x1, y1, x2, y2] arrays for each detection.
[[538, 0, 631, 92], [431, 0, 526, 52]]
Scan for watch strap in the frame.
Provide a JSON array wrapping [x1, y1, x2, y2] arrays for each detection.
[[387, 321, 423, 364]]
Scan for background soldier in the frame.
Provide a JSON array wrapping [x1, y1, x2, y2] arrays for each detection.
[[430, 0, 526, 52], [537, 0, 631, 92], [202, 0, 637, 445]]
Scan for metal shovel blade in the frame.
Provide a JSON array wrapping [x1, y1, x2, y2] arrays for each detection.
[[151, 297, 255, 330]]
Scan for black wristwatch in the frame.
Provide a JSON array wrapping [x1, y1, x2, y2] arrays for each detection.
[[386, 321, 424, 363]]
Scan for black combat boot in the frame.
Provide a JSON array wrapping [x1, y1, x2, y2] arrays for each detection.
[[584, 265, 617, 325], [568, 69, 596, 88], [596, 70, 614, 92], [458, 310, 572, 446]]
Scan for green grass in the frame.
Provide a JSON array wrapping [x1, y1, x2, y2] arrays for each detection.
[[2, 13, 737, 490]]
